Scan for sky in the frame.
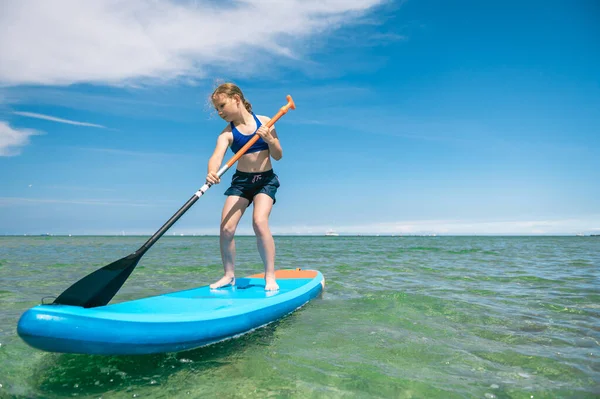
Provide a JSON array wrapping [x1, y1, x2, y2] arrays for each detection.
[[1, 0, 599, 236]]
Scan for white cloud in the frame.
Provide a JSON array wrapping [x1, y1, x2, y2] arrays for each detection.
[[13, 112, 106, 128], [119, 216, 600, 236], [0, 121, 42, 156], [0, 0, 385, 87], [269, 217, 600, 235]]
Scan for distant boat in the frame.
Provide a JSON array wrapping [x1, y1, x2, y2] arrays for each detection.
[[576, 233, 585, 237], [325, 230, 339, 237]]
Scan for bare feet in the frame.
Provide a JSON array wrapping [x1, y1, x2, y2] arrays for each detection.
[[210, 275, 235, 289], [265, 277, 279, 291]]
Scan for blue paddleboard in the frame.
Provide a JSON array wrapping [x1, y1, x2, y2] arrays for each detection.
[[18, 269, 324, 355]]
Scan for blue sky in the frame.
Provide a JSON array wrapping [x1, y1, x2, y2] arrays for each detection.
[[1, 0, 598, 236]]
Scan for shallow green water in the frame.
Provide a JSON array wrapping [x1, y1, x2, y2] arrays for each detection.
[[0, 236, 598, 398]]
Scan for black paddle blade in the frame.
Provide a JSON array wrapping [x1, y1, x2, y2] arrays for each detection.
[[53, 253, 141, 308]]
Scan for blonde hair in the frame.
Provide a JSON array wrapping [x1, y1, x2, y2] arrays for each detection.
[[211, 82, 252, 113]]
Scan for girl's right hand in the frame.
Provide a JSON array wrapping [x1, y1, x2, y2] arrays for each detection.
[[206, 172, 220, 185]]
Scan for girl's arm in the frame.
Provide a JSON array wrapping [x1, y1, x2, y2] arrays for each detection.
[[256, 116, 283, 160], [206, 131, 232, 184]]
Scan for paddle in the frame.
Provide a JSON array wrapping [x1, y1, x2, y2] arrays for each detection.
[[53, 95, 296, 308]]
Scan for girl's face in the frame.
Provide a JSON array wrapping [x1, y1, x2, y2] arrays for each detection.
[[212, 94, 239, 122]]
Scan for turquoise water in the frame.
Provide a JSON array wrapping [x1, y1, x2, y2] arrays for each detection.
[[0, 236, 598, 398]]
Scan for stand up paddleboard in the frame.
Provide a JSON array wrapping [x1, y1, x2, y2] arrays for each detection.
[[18, 269, 324, 355]]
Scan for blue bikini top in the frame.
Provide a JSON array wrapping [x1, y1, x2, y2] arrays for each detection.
[[230, 113, 269, 154]]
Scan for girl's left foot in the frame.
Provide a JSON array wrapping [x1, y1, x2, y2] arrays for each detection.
[[265, 277, 279, 291]]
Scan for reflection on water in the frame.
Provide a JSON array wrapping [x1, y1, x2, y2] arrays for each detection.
[[32, 320, 282, 398]]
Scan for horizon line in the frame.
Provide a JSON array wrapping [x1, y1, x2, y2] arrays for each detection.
[[1, 234, 597, 237]]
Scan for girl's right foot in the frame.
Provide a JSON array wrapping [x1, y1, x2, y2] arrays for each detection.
[[210, 275, 235, 289]]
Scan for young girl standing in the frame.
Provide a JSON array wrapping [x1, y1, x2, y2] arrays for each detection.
[[206, 83, 282, 291]]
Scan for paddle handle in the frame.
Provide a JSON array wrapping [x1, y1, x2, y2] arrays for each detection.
[[138, 95, 295, 254]]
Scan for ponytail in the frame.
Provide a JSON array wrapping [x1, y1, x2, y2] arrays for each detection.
[[242, 99, 252, 113]]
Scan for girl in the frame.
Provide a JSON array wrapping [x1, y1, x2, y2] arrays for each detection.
[[206, 83, 282, 291]]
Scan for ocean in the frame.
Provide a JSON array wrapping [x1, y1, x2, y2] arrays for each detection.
[[0, 235, 598, 398]]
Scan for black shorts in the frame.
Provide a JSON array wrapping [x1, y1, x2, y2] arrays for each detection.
[[224, 169, 280, 205]]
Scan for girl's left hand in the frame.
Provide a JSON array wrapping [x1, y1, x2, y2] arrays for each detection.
[[256, 125, 275, 144]]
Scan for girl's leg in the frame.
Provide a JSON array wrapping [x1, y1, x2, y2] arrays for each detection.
[[210, 195, 249, 289], [252, 193, 279, 291]]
